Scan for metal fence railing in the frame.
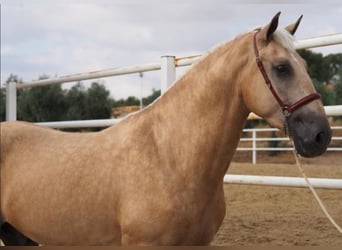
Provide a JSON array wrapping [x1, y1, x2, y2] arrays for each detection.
[[237, 126, 342, 165]]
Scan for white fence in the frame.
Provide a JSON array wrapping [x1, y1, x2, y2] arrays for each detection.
[[238, 126, 342, 165], [1, 32, 342, 189], [223, 174, 342, 189]]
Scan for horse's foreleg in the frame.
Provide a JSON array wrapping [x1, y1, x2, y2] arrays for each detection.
[[0, 222, 38, 246]]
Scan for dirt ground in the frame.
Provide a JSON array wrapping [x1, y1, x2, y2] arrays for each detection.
[[212, 152, 342, 246]]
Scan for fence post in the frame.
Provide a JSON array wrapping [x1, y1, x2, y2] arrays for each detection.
[[161, 56, 176, 94], [252, 130, 257, 165], [6, 81, 17, 121]]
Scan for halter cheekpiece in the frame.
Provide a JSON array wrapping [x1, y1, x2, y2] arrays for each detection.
[[253, 29, 321, 135]]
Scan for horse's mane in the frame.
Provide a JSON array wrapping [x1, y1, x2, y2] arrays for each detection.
[[182, 32, 249, 75]]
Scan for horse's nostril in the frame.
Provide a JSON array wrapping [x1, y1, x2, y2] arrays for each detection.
[[315, 131, 325, 145]]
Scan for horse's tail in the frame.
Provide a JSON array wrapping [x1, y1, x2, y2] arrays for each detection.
[[0, 222, 39, 246]]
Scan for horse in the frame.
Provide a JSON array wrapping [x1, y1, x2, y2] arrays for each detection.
[[0, 12, 332, 245]]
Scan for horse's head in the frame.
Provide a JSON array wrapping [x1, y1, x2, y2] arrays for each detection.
[[241, 12, 331, 157]]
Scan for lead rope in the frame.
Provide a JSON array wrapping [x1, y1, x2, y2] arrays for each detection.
[[285, 120, 342, 234]]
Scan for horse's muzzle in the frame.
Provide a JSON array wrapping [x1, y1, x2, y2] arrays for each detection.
[[289, 112, 332, 157]]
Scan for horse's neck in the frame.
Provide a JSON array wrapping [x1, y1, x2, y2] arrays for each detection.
[[150, 38, 250, 184]]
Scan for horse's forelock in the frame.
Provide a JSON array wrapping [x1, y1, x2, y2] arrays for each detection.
[[273, 29, 296, 52]]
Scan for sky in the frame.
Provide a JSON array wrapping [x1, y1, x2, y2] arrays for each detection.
[[1, 0, 342, 99]]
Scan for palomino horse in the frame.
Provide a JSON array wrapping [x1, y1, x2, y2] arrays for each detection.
[[0, 12, 331, 245]]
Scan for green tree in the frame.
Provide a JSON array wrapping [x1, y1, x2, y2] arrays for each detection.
[[298, 50, 342, 105], [115, 96, 140, 107], [5, 74, 22, 84], [17, 75, 67, 122], [0, 91, 5, 121], [335, 81, 342, 105], [18, 84, 67, 122], [298, 50, 329, 82], [64, 83, 88, 120], [143, 88, 161, 106], [85, 82, 114, 119], [324, 53, 342, 80], [335, 67, 342, 105], [312, 79, 335, 106]]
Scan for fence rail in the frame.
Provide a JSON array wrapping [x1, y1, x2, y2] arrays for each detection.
[[224, 174, 342, 189], [237, 126, 342, 164]]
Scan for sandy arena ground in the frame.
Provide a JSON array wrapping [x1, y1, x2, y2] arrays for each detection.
[[212, 152, 342, 246]]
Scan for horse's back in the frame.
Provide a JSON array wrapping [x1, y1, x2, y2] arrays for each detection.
[[1, 120, 61, 153]]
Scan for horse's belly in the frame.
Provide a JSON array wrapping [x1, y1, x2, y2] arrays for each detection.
[[120, 191, 226, 245], [36, 223, 121, 246], [5, 207, 121, 245], [121, 210, 224, 245], [1, 171, 121, 245], [3, 203, 121, 245]]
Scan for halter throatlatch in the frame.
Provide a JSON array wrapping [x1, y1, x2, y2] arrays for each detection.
[[253, 30, 321, 135]]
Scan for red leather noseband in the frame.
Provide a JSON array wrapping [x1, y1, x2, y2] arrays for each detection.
[[253, 30, 321, 133]]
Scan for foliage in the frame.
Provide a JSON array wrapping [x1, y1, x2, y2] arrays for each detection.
[[113, 89, 161, 108], [324, 53, 342, 80], [0, 91, 5, 121], [312, 79, 336, 106], [334, 67, 342, 105], [75, 82, 113, 120], [118, 96, 140, 107], [335, 81, 342, 105], [6, 74, 22, 84], [18, 85, 67, 122], [64, 83, 88, 120], [18, 82, 114, 122], [298, 50, 342, 106], [298, 50, 329, 82], [143, 89, 161, 106]]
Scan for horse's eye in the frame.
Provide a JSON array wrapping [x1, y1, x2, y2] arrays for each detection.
[[273, 63, 291, 77]]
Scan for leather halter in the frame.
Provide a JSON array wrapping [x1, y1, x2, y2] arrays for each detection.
[[253, 30, 321, 133]]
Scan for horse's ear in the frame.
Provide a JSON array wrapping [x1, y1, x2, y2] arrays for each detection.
[[285, 15, 303, 35], [259, 11, 281, 42]]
